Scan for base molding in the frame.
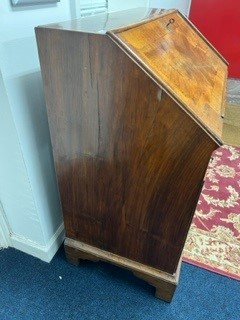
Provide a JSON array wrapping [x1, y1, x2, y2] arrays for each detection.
[[0, 201, 11, 248], [64, 237, 181, 302], [10, 223, 65, 262]]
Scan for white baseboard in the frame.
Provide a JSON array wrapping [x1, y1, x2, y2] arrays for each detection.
[[0, 202, 11, 248], [10, 223, 65, 262]]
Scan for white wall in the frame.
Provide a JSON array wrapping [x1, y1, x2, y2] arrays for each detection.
[[149, 0, 191, 16], [0, 65, 43, 245], [109, 0, 149, 12], [0, 0, 74, 261], [72, 0, 150, 18]]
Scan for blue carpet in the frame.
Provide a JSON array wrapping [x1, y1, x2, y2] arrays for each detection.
[[0, 246, 239, 320]]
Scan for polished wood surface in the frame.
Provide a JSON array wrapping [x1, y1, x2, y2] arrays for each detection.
[[36, 28, 219, 274], [42, 7, 166, 34], [109, 10, 227, 139]]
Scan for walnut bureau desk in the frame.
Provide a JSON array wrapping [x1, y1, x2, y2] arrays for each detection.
[[35, 8, 228, 302]]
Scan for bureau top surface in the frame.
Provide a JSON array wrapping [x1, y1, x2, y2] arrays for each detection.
[[39, 7, 164, 34]]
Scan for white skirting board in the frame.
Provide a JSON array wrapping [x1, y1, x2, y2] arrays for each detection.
[[0, 202, 11, 248], [0, 223, 10, 249], [10, 223, 65, 262]]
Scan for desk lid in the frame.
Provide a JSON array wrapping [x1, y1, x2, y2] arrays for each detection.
[[108, 10, 228, 142]]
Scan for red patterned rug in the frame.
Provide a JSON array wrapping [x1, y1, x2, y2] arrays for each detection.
[[183, 145, 240, 280]]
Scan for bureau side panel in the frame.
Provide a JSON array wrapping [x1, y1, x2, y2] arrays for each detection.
[[35, 28, 218, 274]]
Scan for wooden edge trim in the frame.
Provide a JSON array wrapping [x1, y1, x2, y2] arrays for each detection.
[[177, 11, 228, 66], [110, 9, 176, 34], [221, 71, 228, 119], [64, 237, 180, 285], [106, 32, 223, 146]]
